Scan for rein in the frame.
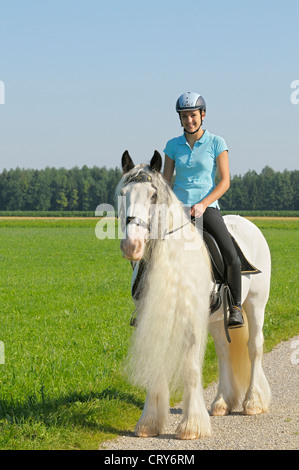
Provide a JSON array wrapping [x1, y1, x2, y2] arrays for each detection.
[[126, 215, 191, 238], [164, 220, 191, 237]]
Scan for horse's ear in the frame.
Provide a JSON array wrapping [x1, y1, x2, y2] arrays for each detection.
[[122, 150, 135, 174], [150, 151, 162, 173]]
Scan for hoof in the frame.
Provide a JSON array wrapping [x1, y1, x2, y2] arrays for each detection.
[[175, 421, 211, 440], [242, 407, 264, 416], [175, 431, 199, 440], [243, 397, 269, 416], [210, 408, 230, 416], [134, 430, 158, 438], [134, 423, 160, 438], [211, 396, 230, 416]]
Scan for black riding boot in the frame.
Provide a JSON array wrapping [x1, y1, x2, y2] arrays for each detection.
[[226, 259, 244, 329]]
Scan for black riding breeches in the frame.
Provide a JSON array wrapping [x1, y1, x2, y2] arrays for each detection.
[[202, 207, 239, 269], [200, 207, 242, 306]]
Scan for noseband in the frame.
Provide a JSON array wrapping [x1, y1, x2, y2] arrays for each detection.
[[126, 215, 150, 230]]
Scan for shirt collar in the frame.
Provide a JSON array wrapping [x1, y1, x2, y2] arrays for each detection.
[[178, 129, 209, 145]]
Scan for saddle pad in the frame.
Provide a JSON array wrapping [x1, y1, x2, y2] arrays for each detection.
[[203, 229, 261, 283], [232, 235, 261, 275]]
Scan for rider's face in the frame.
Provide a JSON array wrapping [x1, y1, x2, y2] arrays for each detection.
[[180, 110, 205, 133]]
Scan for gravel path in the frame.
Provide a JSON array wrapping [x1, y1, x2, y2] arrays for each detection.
[[100, 336, 299, 451]]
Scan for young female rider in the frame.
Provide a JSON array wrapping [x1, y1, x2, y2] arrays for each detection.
[[163, 91, 244, 328]]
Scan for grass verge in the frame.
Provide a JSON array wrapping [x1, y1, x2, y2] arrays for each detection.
[[0, 218, 298, 449]]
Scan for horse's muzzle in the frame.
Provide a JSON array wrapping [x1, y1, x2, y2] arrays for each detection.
[[120, 237, 144, 261]]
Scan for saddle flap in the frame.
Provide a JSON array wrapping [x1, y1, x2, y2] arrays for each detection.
[[203, 230, 225, 282]]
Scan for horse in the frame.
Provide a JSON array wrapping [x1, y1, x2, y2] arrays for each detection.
[[116, 150, 271, 440]]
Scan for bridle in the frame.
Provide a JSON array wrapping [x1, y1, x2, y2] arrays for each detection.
[[123, 170, 156, 234], [126, 215, 150, 231], [122, 169, 190, 238]]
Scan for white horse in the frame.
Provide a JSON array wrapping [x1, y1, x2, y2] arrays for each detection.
[[116, 150, 271, 440]]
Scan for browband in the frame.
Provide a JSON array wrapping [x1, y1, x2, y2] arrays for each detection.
[[124, 171, 153, 185]]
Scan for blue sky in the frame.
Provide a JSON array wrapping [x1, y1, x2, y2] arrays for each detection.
[[0, 0, 298, 175]]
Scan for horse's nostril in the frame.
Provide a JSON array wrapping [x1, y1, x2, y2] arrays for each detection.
[[135, 239, 142, 253], [120, 237, 144, 260]]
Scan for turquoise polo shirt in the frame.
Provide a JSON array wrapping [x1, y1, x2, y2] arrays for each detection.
[[163, 130, 228, 208]]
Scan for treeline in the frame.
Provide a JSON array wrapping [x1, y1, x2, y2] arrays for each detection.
[[0, 165, 297, 211], [219, 166, 298, 211], [0, 166, 122, 211]]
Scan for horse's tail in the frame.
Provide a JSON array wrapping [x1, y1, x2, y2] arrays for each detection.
[[228, 310, 251, 401]]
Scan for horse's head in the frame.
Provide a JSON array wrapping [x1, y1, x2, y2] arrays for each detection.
[[118, 150, 162, 261]]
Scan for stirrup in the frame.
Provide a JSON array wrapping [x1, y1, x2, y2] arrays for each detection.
[[228, 305, 244, 329], [210, 283, 222, 314], [210, 290, 222, 314], [130, 309, 137, 327]]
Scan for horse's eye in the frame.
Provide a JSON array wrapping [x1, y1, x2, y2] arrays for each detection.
[[151, 192, 157, 202]]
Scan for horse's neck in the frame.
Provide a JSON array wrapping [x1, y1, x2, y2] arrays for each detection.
[[160, 198, 189, 235], [142, 198, 200, 269]]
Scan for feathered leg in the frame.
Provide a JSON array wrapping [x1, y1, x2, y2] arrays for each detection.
[[176, 340, 211, 439], [134, 378, 169, 437]]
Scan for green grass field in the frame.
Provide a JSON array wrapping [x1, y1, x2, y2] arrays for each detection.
[[0, 218, 298, 449]]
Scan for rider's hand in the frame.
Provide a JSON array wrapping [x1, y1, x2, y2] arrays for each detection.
[[191, 202, 207, 218]]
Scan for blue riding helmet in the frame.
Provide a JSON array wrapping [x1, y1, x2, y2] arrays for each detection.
[[176, 92, 206, 113]]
